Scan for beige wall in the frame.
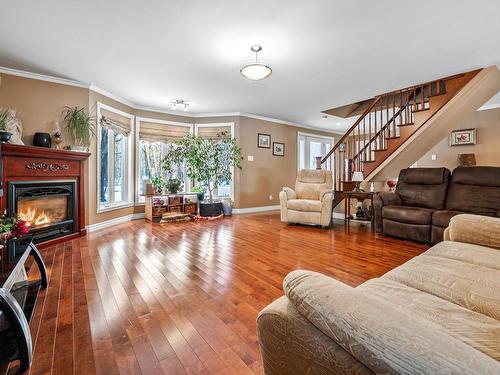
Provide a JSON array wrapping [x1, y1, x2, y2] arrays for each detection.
[[236, 117, 335, 208], [1, 72, 338, 225], [0, 74, 89, 145], [416, 107, 500, 169]]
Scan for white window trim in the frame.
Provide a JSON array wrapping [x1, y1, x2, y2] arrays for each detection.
[[96, 102, 135, 213], [135, 116, 194, 204], [297, 131, 335, 170], [194, 122, 235, 202]]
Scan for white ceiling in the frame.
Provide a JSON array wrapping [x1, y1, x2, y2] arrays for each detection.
[[0, 0, 499, 132]]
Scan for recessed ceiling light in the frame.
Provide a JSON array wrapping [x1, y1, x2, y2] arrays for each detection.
[[337, 122, 341, 126], [240, 45, 272, 81]]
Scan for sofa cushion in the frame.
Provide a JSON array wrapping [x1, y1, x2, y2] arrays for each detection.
[[432, 209, 464, 228], [383, 250, 500, 320], [446, 166, 500, 216], [395, 167, 450, 209], [359, 278, 500, 361], [287, 199, 322, 212], [283, 270, 500, 374], [383, 205, 433, 225]]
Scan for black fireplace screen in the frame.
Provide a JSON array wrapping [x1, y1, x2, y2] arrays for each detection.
[[7, 180, 77, 246]]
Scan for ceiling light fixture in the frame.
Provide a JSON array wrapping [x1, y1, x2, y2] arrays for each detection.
[[171, 99, 189, 112], [240, 45, 272, 81]]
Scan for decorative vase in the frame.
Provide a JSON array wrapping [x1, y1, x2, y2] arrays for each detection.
[[222, 200, 233, 216], [33, 132, 52, 148], [0, 131, 12, 143]]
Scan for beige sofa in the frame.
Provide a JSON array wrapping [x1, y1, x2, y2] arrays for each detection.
[[279, 169, 333, 228], [257, 214, 500, 374]]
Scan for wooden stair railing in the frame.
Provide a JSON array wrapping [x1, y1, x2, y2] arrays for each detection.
[[320, 70, 480, 207]]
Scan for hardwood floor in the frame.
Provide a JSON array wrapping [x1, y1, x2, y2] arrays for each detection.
[[19, 212, 427, 375]]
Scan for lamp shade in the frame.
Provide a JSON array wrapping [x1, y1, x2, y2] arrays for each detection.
[[352, 171, 364, 182]]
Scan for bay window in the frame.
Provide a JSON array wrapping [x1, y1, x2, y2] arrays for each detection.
[[97, 103, 134, 212], [136, 119, 193, 202]]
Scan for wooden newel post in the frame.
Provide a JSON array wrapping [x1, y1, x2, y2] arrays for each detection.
[[315, 156, 322, 169]]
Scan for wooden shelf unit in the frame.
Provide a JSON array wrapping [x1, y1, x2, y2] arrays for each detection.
[[144, 193, 198, 221]]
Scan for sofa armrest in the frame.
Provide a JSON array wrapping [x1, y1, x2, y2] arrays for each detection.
[[375, 191, 402, 206], [282, 187, 296, 200], [257, 296, 372, 375], [373, 192, 402, 233], [283, 270, 499, 374], [320, 189, 334, 202], [447, 214, 500, 250]]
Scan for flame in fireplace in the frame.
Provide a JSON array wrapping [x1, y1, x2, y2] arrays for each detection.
[[19, 207, 59, 228]]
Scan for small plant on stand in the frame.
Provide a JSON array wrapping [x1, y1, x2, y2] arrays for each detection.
[[152, 176, 164, 194], [166, 178, 183, 194]]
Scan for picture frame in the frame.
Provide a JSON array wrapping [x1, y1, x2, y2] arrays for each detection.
[[272, 142, 285, 157], [257, 133, 271, 148], [449, 128, 476, 146]]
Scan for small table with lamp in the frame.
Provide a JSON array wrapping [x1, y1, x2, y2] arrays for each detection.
[[344, 171, 375, 232]]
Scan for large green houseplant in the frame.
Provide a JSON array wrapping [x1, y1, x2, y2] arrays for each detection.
[[163, 132, 242, 216], [61, 106, 96, 151]]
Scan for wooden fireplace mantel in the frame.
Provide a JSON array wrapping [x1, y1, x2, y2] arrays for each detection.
[[0, 144, 90, 248]]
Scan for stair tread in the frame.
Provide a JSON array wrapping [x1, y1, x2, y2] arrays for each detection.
[[374, 148, 388, 152], [428, 91, 447, 98], [397, 122, 414, 127], [386, 136, 400, 139], [413, 107, 430, 113]]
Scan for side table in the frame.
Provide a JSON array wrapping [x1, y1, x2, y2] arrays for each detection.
[[344, 191, 375, 232]]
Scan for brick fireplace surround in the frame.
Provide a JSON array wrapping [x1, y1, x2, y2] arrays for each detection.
[[0, 143, 90, 248]]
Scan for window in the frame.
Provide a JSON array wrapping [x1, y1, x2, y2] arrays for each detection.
[[136, 119, 193, 202], [195, 123, 235, 199], [298, 133, 333, 170], [97, 103, 134, 212]]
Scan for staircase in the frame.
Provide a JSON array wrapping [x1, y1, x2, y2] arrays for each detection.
[[321, 68, 499, 208]]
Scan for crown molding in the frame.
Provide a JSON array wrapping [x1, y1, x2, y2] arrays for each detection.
[[0, 66, 89, 88], [0, 66, 337, 133]]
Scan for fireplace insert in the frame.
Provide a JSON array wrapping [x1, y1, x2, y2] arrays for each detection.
[[7, 180, 77, 253]]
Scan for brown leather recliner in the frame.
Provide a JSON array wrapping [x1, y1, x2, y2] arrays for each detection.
[[374, 167, 451, 243], [431, 166, 500, 243]]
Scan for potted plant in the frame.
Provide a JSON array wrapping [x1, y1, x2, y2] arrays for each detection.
[[151, 175, 164, 194], [0, 108, 14, 143], [163, 132, 242, 217], [191, 186, 205, 202], [166, 178, 183, 194], [61, 106, 95, 151]]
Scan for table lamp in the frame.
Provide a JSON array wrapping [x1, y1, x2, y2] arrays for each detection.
[[352, 171, 364, 192]]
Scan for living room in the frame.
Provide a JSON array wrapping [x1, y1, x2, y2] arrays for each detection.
[[0, 1, 499, 374]]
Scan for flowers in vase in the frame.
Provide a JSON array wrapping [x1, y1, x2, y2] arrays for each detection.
[[0, 215, 30, 240]]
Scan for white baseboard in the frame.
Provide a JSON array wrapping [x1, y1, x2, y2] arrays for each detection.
[[86, 213, 145, 233], [232, 205, 281, 214]]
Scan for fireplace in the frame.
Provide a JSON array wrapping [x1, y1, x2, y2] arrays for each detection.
[[8, 181, 77, 243]]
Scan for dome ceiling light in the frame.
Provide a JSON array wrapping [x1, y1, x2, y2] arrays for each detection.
[[240, 45, 272, 81]]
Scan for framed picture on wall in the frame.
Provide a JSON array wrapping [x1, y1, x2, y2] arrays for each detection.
[[257, 133, 271, 148], [449, 128, 476, 146], [273, 142, 285, 156]]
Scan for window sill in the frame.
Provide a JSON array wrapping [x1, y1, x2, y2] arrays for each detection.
[[96, 202, 134, 214]]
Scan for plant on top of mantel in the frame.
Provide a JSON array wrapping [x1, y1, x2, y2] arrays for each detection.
[[162, 131, 242, 216], [61, 106, 96, 152]]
